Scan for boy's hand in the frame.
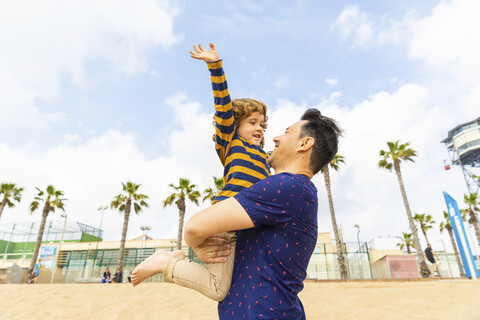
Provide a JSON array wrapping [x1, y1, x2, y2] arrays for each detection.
[[190, 43, 219, 62]]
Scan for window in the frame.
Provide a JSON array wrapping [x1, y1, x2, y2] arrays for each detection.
[[458, 139, 480, 153], [453, 122, 478, 137]]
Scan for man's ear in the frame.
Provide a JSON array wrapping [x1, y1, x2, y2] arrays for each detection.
[[298, 137, 314, 151]]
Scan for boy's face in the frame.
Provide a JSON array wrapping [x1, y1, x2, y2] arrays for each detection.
[[237, 111, 265, 146]]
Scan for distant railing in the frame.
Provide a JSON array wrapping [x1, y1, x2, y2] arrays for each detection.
[[6, 243, 469, 282], [307, 242, 372, 279], [0, 253, 32, 269]]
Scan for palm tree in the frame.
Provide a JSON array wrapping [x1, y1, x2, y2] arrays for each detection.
[[413, 213, 435, 245], [164, 178, 201, 250], [27, 185, 66, 281], [322, 154, 348, 280], [0, 183, 24, 220], [111, 181, 149, 273], [463, 193, 480, 247], [396, 232, 414, 254], [202, 176, 224, 204], [439, 210, 466, 277], [472, 174, 480, 184], [378, 140, 430, 277]]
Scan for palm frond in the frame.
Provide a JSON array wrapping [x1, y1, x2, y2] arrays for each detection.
[[329, 154, 345, 171], [163, 193, 177, 207], [29, 201, 40, 213]]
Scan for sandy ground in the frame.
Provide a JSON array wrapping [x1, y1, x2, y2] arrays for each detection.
[[1, 280, 479, 320]]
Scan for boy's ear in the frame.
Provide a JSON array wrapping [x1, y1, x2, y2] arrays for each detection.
[[298, 137, 314, 152]]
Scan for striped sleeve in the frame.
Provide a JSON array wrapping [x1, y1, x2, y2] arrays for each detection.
[[207, 60, 235, 165]]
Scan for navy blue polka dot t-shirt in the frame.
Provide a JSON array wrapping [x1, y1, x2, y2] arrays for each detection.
[[218, 173, 318, 319]]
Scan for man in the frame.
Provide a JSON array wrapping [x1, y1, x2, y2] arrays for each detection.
[[424, 243, 441, 277], [130, 108, 341, 319], [185, 108, 341, 319]]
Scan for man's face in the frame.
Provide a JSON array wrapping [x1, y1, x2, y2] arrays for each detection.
[[268, 120, 307, 169]]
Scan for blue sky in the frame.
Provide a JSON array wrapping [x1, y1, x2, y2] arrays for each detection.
[[1, 0, 479, 252]]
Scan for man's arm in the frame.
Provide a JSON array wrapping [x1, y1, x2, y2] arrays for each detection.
[[184, 197, 254, 248]]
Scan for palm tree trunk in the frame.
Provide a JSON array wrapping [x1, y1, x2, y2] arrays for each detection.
[[27, 202, 50, 282], [406, 244, 411, 254], [0, 198, 6, 220], [323, 167, 348, 280], [177, 197, 186, 251], [422, 228, 430, 245], [393, 160, 430, 278], [468, 209, 480, 248], [447, 225, 466, 277], [117, 199, 131, 273]]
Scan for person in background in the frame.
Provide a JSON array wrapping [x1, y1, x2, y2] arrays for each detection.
[[425, 244, 441, 277], [102, 267, 111, 283], [112, 268, 123, 283]]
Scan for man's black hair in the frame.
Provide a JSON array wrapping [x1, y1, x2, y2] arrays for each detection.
[[300, 108, 342, 175]]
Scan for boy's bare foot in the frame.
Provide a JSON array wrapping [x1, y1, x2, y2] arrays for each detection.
[[130, 250, 185, 287]]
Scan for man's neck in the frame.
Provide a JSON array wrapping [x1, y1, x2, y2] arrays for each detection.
[[273, 164, 313, 179]]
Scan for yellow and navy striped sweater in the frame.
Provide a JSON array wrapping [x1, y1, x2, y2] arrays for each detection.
[[208, 60, 271, 204]]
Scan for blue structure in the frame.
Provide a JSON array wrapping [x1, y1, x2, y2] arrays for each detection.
[[443, 192, 479, 279]]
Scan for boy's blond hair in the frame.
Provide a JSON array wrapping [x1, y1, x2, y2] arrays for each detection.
[[213, 98, 268, 148]]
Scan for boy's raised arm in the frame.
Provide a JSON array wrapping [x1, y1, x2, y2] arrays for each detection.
[[190, 42, 234, 165], [190, 43, 219, 62]]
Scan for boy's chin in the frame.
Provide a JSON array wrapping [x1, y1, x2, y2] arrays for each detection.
[[251, 140, 261, 146]]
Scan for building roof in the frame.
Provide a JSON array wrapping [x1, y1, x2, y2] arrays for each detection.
[[441, 116, 480, 143], [129, 234, 154, 241]]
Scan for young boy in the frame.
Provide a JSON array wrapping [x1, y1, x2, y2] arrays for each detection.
[[130, 43, 270, 301]]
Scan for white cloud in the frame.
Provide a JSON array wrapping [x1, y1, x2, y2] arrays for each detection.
[[332, 0, 480, 90], [327, 0, 480, 247], [325, 78, 338, 86], [0, 0, 182, 130], [312, 83, 470, 246], [332, 5, 374, 47], [408, 0, 480, 84], [63, 134, 81, 142], [332, 5, 416, 48], [377, 11, 418, 46], [0, 92, 219, 241], [0, 70, 44, 129], [46, 112, 68, 123], [0, 85, 474, 250], [261, 82, 471, 248]]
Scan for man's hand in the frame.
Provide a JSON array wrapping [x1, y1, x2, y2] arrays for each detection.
[[189, 43, 219, 62], [193, 236, 231, 264]]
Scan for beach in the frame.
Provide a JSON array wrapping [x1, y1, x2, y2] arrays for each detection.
[[1, 280, 479, 319]]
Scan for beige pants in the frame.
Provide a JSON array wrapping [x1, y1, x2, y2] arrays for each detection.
[[163, 231, 236, 302]]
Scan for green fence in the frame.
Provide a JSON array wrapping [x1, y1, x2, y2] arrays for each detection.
[[59, 247, 197, 283], [58, 242, 372, 282], [307, 242, 372, 279]]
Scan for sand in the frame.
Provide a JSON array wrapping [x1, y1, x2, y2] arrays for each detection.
[[1, 280, 479, 319]]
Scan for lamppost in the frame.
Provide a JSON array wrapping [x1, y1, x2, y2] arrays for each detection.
[[2, 224, 16, 265], [140, 225, 151, 257], [354, 224, 361, 251], [93, 206, 108, 275], [50, 214, 67, 284], [354, 224, 363, 279]]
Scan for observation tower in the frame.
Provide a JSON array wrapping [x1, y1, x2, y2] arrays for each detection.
[[442, 116, 480, 195]]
